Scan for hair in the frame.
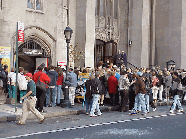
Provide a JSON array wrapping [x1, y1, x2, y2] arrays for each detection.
[[152, 72, 156, 76], [82, 68, 88, 73], [69, 67, 73, 71], [95, 71, 100, 77], [173, 72, 178, 77], [23, 70, 28, 75], [111, 71, 116, 76], [89, 75, 95, 80], [19, 67, 24, 72], [38, 66, 44, 71], [11, 67, 16, 72], [50, 65, 55, 70], [120, 70, 127, 75], [100, 69, 105, 76], [58, 72, 63, 76]]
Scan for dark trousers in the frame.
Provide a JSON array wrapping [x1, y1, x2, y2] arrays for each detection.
[[129, 90, 135, 110], [115, 86, 120, 105], [109, 93, 116, 106], [120, 90, 129, 112], [36, 87, 46, 112]]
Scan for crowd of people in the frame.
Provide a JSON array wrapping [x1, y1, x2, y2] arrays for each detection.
[[0, 59, 186, 121]]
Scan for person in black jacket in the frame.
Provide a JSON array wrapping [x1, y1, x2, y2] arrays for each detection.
[[90, 72, 102, 117], [85, 75, 94, 115], [99, 69, 107, 106]]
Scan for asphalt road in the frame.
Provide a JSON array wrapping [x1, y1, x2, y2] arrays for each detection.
[[0, 105, 186, 139]]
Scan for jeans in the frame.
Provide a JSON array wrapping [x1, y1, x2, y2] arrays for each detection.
[[133, 93, 146, 113], [145, 94, 149, 112], [20, 90, 27, 102], [171, 95, 183, 111], [85, 97, 93, 113], [90, 94, 101, 115], [8, 85, 16, 98], [56, 85, 62, 104], [46, 87, 57, 107]]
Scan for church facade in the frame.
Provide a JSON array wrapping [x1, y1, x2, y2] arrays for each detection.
[[0, 0, 185, 72]]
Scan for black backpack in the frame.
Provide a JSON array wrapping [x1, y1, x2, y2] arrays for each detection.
[[91, 79, 99, 94]]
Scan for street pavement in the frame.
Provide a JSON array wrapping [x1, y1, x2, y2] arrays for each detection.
[[0, 105, 185, 139]]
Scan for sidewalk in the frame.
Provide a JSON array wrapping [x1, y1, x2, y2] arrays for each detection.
[[0, 100, 175, 123]]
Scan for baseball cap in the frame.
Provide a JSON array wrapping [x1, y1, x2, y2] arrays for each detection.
[[25, 73, 32, 78]]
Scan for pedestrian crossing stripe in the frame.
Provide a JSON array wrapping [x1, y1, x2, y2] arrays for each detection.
[[5, 112, 185, 139]]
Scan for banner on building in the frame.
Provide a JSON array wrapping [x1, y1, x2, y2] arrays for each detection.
[[0, 46, 11, 72], [18, 21, 24, 42]]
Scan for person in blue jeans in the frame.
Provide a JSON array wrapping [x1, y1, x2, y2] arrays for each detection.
[[85, 76, 94, 115], [56, 72, 64, 105], [46, 66, 58, 107], [90, 72, 102, 117], [170, 72, 183, 113], [131, 73, 147, 115]]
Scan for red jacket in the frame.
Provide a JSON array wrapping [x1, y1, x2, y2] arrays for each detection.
[[108, 76, 118, 93], [56, 75, 63, 85], [32, 71, 51, 86]]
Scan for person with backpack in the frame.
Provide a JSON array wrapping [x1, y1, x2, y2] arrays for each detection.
[[90, 72, 102, 117], [118, 70, 135, 112], [85, 75, 94, 115]]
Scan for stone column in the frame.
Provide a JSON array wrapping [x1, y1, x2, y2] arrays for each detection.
[[85, 0, 95, 68]]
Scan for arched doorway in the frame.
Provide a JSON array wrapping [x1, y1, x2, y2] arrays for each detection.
[[12, 26, 56, 74]]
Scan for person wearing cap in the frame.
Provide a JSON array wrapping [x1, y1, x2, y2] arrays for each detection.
[[17, 73, 45, 125]]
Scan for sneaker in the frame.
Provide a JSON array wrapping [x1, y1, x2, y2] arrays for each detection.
[[90, 114, 97, 117], [169, 110, 174, 113], [39, 117, 45, 124], [130, 112, 137, 115], [177, 109, 183, 113], [137, 110, 141, 113], [97, 113, 102, 116], [19, 101, 22, 104], [141, 113, 146, 116], [153, 108, 156, 112], [86, 113, 89, 115], [164, 99, 167, 102], [16, 121, 25, 125]]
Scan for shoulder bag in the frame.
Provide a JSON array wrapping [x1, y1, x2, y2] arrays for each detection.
[[36, 73, 46, 91]]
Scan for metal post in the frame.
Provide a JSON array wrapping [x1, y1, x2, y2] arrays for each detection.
[[15, 22, 18, 112], [61, 39, 71, 108]]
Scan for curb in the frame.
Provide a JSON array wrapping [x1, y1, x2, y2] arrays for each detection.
[[0, 105, 120, 123]]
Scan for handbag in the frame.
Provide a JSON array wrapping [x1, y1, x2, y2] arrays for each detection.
[[36, 73, 46, 91]]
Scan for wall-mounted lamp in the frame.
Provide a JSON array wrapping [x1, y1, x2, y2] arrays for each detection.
[[129, 40, 132, 46]]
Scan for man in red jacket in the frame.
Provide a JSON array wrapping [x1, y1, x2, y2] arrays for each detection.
[[108, 71, 118, 106], [33, 66, 50, 112]]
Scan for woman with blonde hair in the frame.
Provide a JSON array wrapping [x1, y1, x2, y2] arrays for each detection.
[[99, 69, 107, 106]]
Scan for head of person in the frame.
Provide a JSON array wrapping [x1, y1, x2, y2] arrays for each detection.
[[173, 72, 178, 79], [25, 73, 32, 80], [19, 67, 24, 73], [38, 66, 44, 71], [95, 71, 100, 78], [40, 63, 45, 69], [111, 71, 116, 76], [89, 75, 95, 80], [4, 65, 8, 71], [11, 67, 16, 72], [69, 67, 73, 72], [120, 70, 127, 76], [122, 51, 125, 54], [50, 65, 55, 70]]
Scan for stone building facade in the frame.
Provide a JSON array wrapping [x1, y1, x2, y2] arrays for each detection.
[[0, 0, 185, 72]]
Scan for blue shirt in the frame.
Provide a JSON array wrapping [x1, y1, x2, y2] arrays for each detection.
[[115, 72, 120, 81]]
